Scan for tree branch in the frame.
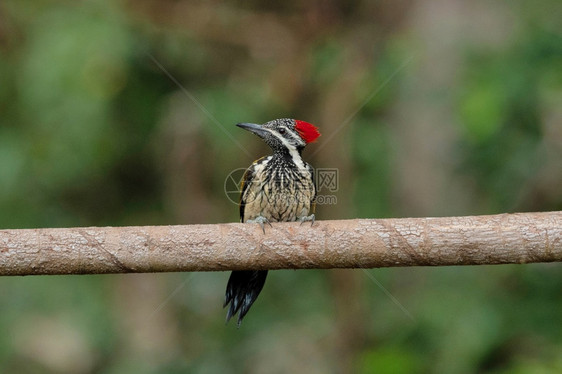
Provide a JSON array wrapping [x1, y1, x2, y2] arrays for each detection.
[[0, 211, 560, 276]]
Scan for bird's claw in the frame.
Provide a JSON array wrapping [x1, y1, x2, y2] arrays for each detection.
[[246, 216, 271, 234], [299, 214, 315, 227]]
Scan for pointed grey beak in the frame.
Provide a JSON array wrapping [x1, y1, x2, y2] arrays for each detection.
[[236, 123, 269, 138]]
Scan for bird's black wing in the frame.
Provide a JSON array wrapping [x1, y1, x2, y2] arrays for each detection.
[[239, 156, 265, 222], [306, 162, 317, 214], [225, 156, 268, 326]]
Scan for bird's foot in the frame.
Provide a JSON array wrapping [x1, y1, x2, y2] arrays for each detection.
[[246, 215, 272, 234], [299, 214, 315, 227]]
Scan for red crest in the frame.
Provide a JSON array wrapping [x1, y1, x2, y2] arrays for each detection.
[[295, 120, 321, 143]]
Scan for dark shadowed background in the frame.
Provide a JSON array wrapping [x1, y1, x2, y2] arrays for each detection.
[[0, 1, 561, 373]]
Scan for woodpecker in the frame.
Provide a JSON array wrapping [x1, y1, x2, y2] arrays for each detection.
[[224, 118, 321, 326]]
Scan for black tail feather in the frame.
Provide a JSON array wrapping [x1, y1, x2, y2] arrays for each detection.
[[224, 270, 268, 326]]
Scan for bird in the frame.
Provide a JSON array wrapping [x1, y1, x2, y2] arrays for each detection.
[[224, 118, 321, 326]]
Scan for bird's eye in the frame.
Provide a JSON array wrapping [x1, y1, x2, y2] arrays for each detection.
[[279, 128, 286, 135]]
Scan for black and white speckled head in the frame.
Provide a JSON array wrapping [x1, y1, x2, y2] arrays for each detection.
[[236, 118, 320, 154]]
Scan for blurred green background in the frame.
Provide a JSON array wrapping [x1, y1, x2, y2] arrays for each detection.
[[1, 1, 561, 373]]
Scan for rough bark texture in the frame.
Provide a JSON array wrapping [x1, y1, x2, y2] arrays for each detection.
[[0, 212, 560, 276]]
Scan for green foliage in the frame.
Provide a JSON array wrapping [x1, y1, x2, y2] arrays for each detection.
[[357, 346, 422, 374], [456, 28, 562, 212]]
